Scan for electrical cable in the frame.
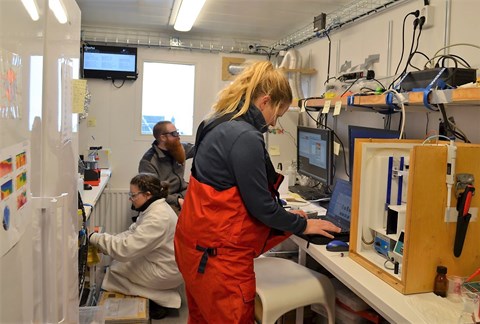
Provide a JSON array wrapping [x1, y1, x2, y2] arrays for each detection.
[[393, 10, 420, 77], [339, 77, 361, 97], [432, 43, 480, 64], [384, 258, 395, 271], [425, 112, 430, 136], [319, 124, 350, 179], [112, 79, 126, 88], [388, 18, 420, 89], [436, 103, 470, 142], [276, 119, 297, 147], [439, 54, 470, 68], [407, 51, 431, 71], [422, 134, 452, 144], [324, 31, 332, 86], [425, 54, 471, 70]]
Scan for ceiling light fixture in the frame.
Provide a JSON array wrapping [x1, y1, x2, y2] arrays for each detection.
[[49, 0, 68, 24], [174, 0, 207, 32], [21, 0, 40, 21]]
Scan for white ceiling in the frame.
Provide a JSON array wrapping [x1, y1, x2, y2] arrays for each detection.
[[75, 0, 352, 44]]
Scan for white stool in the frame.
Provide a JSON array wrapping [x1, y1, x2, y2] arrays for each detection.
[[254, 256, 335, 324]]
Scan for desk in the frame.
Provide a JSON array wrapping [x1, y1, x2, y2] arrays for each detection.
[[291, 235, 464, 323], [82, 169, 111, 219], [79, 169, 111, 306]]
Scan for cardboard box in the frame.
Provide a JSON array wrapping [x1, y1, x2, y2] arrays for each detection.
[[98, 292, 148, 323]]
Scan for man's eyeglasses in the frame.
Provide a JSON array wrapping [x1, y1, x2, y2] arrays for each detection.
[[128, 191, 144, 200], [161, 130, 180, 138]]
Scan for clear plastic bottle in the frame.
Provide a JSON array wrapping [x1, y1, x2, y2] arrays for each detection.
[[434, 265, 448, 298], [287, 162, 296, 187]]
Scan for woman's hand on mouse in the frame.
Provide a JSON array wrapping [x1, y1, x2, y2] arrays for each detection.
[[303, 219, 341, 238]]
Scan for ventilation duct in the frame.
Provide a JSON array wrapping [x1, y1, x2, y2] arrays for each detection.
[[278, 49, 304, 100]]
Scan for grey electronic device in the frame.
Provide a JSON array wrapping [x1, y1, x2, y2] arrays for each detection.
[[391, 230, 405, 263]]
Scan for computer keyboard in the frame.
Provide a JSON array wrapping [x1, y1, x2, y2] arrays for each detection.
[[289, 185, 330, 201]]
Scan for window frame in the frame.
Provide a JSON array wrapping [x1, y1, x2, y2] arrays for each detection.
[[134, 58, 197, 144]]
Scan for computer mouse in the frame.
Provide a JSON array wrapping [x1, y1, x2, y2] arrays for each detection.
[[84, 183, 93, 190], [326, 240, 349, 252]]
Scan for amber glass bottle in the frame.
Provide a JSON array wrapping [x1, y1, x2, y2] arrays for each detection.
[[433, 265, 448, 297]]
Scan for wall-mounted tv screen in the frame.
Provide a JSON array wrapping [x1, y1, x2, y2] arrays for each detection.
[[81, 44, 138, 80]]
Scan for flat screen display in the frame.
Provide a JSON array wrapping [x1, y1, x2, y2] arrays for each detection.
[[296, 126, 334, 186], [348, 125, 400, 181], [82, 45, 138, 80]]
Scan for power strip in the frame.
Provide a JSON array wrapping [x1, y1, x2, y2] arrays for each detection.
[[339, 69, 375, 81]]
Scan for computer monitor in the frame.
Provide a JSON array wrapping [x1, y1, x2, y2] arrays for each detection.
[[296, 126, 334, 186], [348, 125, 400, 181]]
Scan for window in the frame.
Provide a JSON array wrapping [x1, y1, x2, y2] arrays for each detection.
[[141, 62, 195, 135]]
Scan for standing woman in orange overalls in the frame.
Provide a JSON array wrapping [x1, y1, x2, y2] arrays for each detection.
[[174, 61, 340, 323]]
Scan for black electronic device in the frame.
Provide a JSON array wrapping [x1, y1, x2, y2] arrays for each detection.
[[306, 211, 319, 219], [81, 44, 138, 80], [326, 240, 349, 252], [288, 185, 330, 201], [313, 13, 327, 31], [348, 125, 400, 181], [339, 69, 375, 82], [296, 126, 334, 187], [297, 179, 352, 245], [398, 68, 476, 92]]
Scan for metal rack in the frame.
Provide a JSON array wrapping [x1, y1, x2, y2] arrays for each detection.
[[81, 0, 412, 54], [271, 0, 412, 50]]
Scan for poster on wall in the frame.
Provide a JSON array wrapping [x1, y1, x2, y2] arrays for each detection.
[[0, 141, 31, 257], [0, 48, 22, 119]]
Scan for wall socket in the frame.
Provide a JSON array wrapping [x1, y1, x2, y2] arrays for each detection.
[[420, 5, 433, 29]]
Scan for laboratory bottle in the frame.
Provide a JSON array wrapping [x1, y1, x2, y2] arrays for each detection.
[[434, 265, 448, 297], [287, 163, 296, 187]]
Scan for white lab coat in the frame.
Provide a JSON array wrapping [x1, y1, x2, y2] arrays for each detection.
[[89, 198, 183, 308]]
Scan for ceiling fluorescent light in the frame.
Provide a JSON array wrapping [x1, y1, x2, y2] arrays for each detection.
[[174, 0, 207, 32], [21, 0, 40, 21], [49, 0, 68, 24]]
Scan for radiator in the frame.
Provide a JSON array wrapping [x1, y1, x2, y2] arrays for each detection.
[[91, 189, 134, 234]]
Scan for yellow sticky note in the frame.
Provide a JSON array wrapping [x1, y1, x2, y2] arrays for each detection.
[[333, 101, 342, 116], [334, 141, 340, 155], [321, 100, 331, 114], [72, 79, 87, 113]]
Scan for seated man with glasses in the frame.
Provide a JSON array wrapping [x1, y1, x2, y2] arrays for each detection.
[[139, 121, 194, 214], [89, 173, 183, 319]]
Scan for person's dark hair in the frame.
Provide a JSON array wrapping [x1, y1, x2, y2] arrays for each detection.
[[130, 173, 168, 199], [153, 121, 172, 140]]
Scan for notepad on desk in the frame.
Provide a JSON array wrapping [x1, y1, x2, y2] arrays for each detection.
[[281, 193, 327, 215]]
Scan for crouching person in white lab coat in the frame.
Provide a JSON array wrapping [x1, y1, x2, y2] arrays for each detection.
[[89, 173, 183, 320]]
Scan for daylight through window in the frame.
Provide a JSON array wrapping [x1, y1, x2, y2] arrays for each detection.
[[141, 62, 195, 135]]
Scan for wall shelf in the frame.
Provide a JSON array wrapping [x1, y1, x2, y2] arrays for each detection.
[[280, 67, 317, 75], [296, 87, 480, 113]]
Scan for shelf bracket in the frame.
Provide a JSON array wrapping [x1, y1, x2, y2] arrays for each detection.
[[422, 67, 446, 111]]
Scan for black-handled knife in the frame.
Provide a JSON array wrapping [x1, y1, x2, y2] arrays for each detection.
[[453, 185, 475, 257]]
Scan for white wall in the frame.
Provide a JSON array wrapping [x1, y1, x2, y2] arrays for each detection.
[[79, 50, 263, 188], [80, 0, 480, 188], [294, 0, 480, 180]]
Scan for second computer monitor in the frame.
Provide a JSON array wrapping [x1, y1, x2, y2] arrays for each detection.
[[348, 125, 400, 181], [296, 126, 334, 187]]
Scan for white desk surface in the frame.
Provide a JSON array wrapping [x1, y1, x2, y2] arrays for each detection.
[[82, 169, 111, 219], [291, 234, 465, 323]]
